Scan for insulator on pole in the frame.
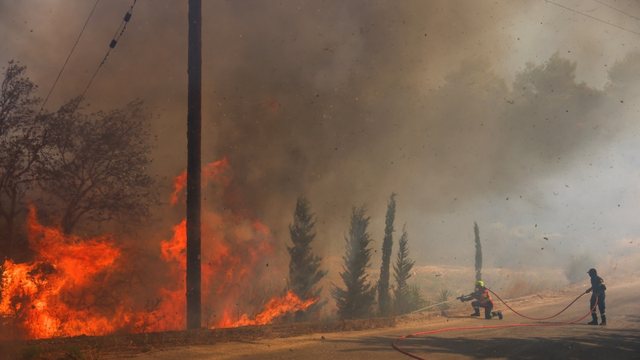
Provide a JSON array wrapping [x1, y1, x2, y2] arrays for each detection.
[[124, 12, 132, 22], [109, 39, 117, 48]]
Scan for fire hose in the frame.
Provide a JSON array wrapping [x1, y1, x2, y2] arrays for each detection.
[[391, 289, 598, 360], [408, 299, 459, 314], [487, 288, 587, 321]]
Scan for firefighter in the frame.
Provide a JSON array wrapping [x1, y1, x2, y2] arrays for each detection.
[[458, 280, 503, 319], [585, 268, 606, 325]]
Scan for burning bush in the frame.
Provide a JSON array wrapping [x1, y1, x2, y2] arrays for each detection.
[[0, 159, 316, 340], [0, 207, 129, 339]]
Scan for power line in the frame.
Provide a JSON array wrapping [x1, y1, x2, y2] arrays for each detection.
[[545, 0, 640, 36], [592, 0, 640, 22], [81, 0, 139, 99], [40, 0, 101, 112]]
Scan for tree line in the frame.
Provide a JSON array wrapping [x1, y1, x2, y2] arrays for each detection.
[[3, 60, 474, 321], [0, 61, 155, 261], [287, 193, 425, 320]]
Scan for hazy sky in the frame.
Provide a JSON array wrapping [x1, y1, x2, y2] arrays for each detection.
[[1, 0, 640, 277]]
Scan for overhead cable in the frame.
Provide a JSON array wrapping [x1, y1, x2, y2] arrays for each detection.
[[592, 0, 640, 22], [81, 0, 139, 98], [40, 0, 101, 112], [545, 0, 640, 36]]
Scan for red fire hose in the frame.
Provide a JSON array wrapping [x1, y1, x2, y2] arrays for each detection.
[[487, 289, 587, 321], [391, 289, 598, 360]]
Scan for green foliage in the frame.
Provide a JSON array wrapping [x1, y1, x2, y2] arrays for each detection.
[[377, 193, 396, 316], [438, 288, 452, 311], [406, 284, 428, 312], [393, 226, 415, 314], [332, 207, 376, 319], [474, 222, 482, 281], [288, 196, 327, 319]]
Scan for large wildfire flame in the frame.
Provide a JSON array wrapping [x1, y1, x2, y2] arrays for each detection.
[[0, 207, 129, 339], [0, 159, 316, 339]]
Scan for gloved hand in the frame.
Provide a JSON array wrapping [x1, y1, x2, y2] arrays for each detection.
[[585, 288, 592, 294]]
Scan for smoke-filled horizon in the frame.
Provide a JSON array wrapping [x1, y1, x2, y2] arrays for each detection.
[[2, 0, 640, 276]]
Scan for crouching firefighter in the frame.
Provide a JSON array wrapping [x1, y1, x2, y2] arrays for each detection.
[[585, 268, 607, 325], [458, 280, 503, 319]]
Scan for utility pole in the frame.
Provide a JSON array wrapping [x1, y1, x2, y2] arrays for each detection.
[[186, 0, 202, 330]]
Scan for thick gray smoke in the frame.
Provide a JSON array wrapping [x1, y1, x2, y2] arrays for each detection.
[[2, 0, 640, 276]]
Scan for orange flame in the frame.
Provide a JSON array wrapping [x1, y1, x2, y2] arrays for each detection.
[[151, 158, 285, 330], [221, 291, 317, 328], [151, 213, 277, 330], [170, 171, 187, 205], [170, 157, 230, 205], [0, 158, 308, 339], [0, 207, 125, 339]]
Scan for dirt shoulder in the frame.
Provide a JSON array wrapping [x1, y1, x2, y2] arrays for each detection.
[[0, 316, 398, 359], [3, 279, 639, 359], [119, 279, 640, 360]]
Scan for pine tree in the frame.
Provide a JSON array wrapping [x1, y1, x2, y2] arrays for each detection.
[[288, 197, 327, 319], [393, 226, 415, 314], [377, 193, 396, 316], [474, 222, 482, 281], [332, 207, 376, 319]]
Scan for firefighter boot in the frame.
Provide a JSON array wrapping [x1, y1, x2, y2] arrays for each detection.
[[492, 311, 503, 320], [484, 308, 492, 319], [470, 307, 480, 317], [588, 313, 598, 325], [600, 315, 607, 326]]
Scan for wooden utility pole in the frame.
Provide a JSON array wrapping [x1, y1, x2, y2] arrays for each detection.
[[186, 0, 202, 330]]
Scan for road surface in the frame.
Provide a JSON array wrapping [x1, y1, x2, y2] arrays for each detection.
[[124, 279, 640, 359]]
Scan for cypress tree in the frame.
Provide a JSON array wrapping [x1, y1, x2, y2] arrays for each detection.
[[474, 222, 482, 281], [393, 226, 415, 314], [332, 207, 376, 319], [288, 197, 327, 319], [377, 193, 396, 316]]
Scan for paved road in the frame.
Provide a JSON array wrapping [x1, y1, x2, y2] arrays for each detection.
[[126, 280, 640, 360]]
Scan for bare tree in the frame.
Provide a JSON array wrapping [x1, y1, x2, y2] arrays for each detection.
[[36, 98, 155, 234], [0, 61, 43, 259]]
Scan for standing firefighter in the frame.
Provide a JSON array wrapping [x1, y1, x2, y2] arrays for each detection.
[[585, 268, 607, 325], [458, 280, 503, 319]]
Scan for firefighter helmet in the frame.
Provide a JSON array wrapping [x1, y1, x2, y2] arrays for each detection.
[[475, 280, 485, 287]]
